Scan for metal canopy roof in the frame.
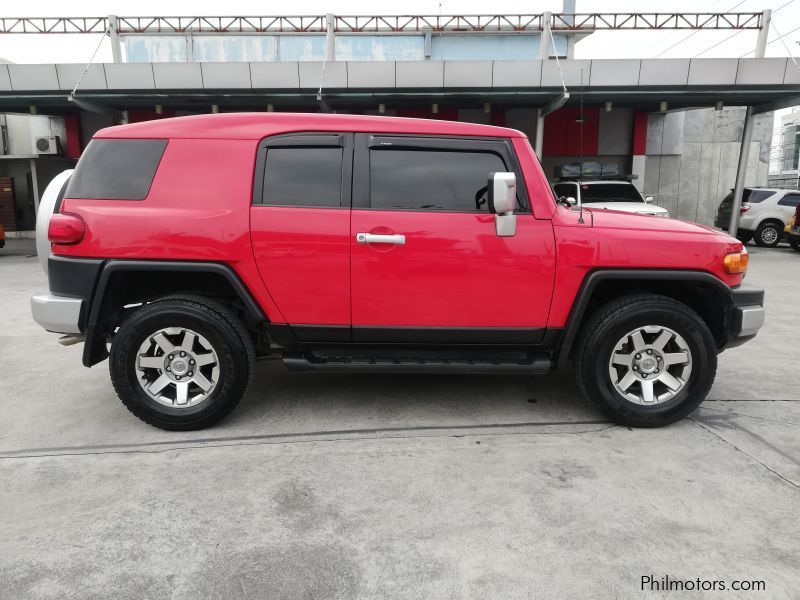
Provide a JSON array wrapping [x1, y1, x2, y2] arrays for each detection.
[[0, 58, 797, 116]]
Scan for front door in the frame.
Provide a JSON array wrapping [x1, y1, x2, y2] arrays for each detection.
[[349, 134, 556, 344]]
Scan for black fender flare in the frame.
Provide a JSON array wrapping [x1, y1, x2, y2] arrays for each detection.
[[554, 269, 734, 370], [82, 260, 265, 367]]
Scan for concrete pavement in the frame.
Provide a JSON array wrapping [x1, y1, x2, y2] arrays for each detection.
[[1, 239, 798, 599]]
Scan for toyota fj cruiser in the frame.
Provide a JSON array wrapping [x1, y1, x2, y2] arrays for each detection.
[[32, 113, 765, 430]]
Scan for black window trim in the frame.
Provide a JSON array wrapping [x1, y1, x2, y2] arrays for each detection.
[[252, 132, 354, 209], [353, 133, 531, 213]]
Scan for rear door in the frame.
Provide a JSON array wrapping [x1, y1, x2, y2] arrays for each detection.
[[349, 134, 556, 344], [777, 192, 800, 223], [250, 133, 353, 341]]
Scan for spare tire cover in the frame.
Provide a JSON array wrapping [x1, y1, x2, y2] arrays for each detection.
[[36, 169, 74, 275]]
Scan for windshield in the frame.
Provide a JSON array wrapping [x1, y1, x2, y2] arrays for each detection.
[[581, 183, 644, 203]]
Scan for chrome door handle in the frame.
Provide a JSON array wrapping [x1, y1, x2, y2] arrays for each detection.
[[356, 233, 406, 245]]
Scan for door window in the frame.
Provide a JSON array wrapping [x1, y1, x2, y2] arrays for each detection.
[[369, 148, 507, 212], [262, 147, 343, 207], [777, 193, 800, 208]]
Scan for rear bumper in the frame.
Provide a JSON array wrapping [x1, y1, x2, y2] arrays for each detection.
[[31, 292, 83, 334], [30, 255, 104, 335], [725, 284, 765, 349]]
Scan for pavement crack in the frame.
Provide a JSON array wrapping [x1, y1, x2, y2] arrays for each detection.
[[689, 416, 800, 490], [0, 422, 616, 460], [698, 406, 800, 427]]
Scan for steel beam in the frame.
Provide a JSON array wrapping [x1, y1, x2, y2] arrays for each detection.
[[0, 13, 764, 35]]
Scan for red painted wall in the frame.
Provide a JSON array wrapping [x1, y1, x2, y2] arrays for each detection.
[[542, 108, 599, 156], [632, 110, 648, 155], [64, 113, 82, 159]]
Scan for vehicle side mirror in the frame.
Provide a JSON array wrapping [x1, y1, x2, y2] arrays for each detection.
[[644, 195, 654, 204], [488, 172, 516, 237]]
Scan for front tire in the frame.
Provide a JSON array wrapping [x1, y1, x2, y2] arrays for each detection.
[[110, 298, 255, 430], [574, 294, 717, 427], [754, 221, 782, 247]]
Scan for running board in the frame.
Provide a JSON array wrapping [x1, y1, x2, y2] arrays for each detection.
[[282, 351, 553, 375]]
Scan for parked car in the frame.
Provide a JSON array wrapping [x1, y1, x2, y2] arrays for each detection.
[[32, 113, 763, 430], [552, 177, 670, 218], [0, 222, 4, 249], [715, 187, 800, 247]]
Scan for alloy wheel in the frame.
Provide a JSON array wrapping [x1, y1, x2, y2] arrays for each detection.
[[608, 325, 692, 405], [135, 327, 220, 408], [760, 227, 779, 245]]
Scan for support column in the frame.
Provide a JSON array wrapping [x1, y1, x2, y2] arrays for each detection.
[[755, 9, 771, 58], [325, 13, 336, 61], [539, 12, 552, 59], [30, 159, 40, 215], [728, 106, 755, 236], [630, 110, 649, 193], [108, 15, 122, 63], [562, 0, 576, 59], [535, 109, 545, 158], [728, 9, 768, 236]]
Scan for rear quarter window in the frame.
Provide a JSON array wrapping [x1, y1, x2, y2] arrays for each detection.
[[65, 139, 167, 200]]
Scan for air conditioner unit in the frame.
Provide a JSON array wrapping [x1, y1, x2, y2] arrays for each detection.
[[33, 135, 61, 155]]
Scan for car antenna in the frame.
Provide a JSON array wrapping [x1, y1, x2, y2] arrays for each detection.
[[577, 67, 585, 224]]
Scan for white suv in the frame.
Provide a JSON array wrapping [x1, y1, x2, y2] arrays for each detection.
[[552, 180, 670, 218], [715, 188, 800, 247]]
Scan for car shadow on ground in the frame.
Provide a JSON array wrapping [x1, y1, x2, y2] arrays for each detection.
[[226, 360, 603, 433]]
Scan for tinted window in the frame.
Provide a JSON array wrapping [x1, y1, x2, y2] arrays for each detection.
[[65, 139, 167, 200], [553, 183, 577, 198], [746, 189, 775, 203], [369, 149, 506, 212], [580, 183, 643, 203], [263, 147, 342, 207], [778, 193, 800, 207], [721, 189, 775, 206]]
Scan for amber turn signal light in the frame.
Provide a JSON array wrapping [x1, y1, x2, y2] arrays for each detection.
[[723, 251, 749, 275]]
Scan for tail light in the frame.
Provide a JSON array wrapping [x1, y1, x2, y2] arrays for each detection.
[[48, 213, 85, 245], [723, 250, 749, 275], [739, 205, 751, 214]]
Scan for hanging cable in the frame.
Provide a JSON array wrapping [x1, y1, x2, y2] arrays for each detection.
[[654, 0, 747, 58], [698, 0, 796, 58], [641, 0, 728, 57], [548, 17, 568, 94], [770, 20, 800, 70], [70, 26, 110, 98], [693, 28, 747, 57], [740, 22, 800, 57]]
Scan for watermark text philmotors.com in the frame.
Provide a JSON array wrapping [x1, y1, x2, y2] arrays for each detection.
[[641, 575, 766, 592]]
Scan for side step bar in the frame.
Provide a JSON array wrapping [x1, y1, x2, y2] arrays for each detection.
[[282, 352, 553, 375]]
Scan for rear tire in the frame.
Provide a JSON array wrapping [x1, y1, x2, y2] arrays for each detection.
[[574, 294, 717, 428], [754, 221, 782, 247], [736, 232, 752, 245], [109, 297, 255, 430]]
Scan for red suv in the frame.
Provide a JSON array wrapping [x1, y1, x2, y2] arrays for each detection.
[[32, 113, 764, 430]]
